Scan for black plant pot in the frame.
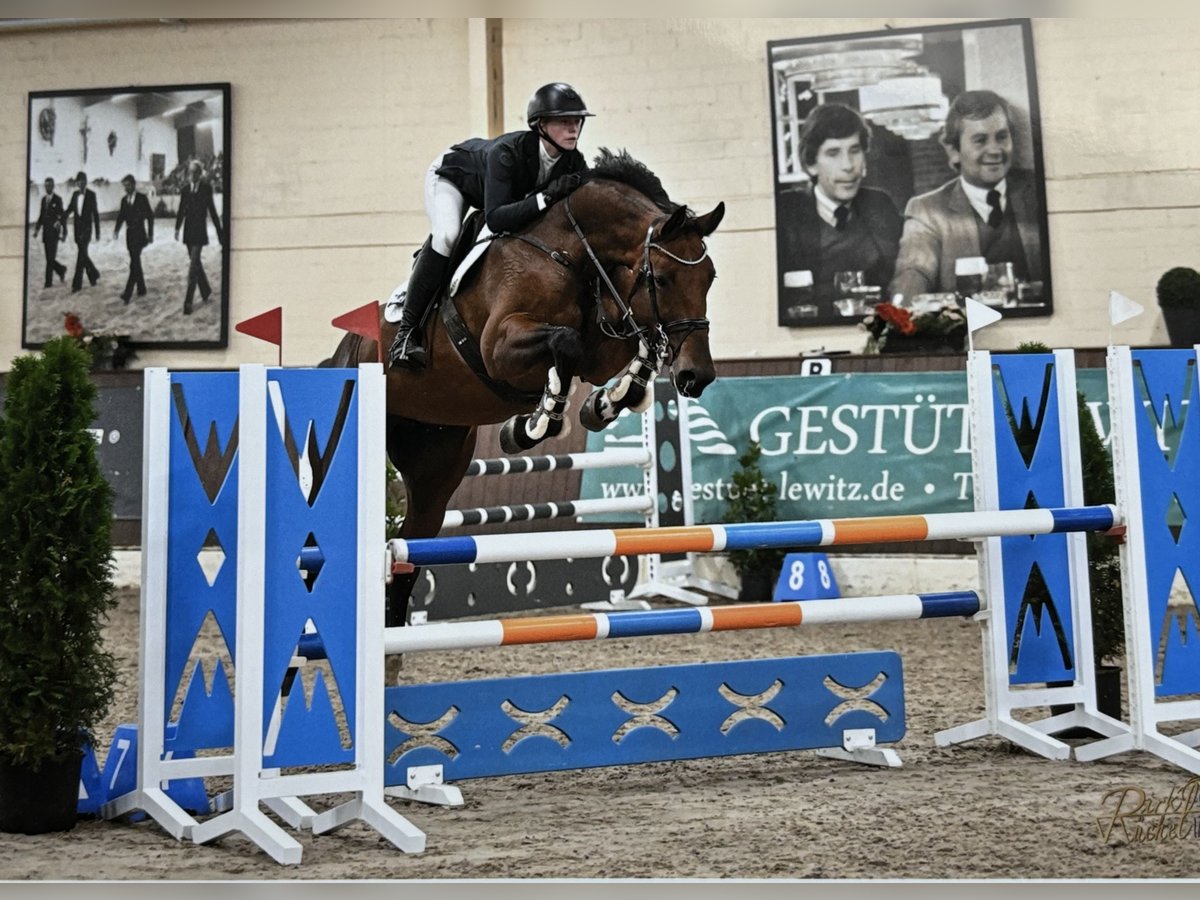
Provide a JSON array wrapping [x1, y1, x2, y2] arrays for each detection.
[[1161, 306, 1200, 349], [1049, 663, 1124, 739], [0, 750, 84, 835], [738, 568, 777, 603]]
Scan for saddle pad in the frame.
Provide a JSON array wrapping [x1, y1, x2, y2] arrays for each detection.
[[449, 223, 493, 297], [383, 223, 494, 323], [383, 280, 407, 323]]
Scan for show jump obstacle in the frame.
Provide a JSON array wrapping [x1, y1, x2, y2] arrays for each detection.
[[411, 379, 736, 619], [94, 347, 1199, 864], [102, 366, 423, 863]]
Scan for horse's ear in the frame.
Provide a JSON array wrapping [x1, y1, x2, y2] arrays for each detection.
[[660, 206, 691, 239], [691, 201, 725, 238]]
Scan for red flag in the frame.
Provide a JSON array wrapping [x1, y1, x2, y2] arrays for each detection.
[[235, 306, 283, 346], [332, 300, 382, 363], [332, 300, 381, 344]]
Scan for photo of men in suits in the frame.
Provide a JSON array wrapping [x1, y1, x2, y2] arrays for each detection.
[[64, 170, 101, 292], [889, 90, 1045, 302], [113, 173, 154, 302], [776, 103, 903, 321], [22, 84, 231, 349], [32, 176, 67, 288], [768, 21, 1051, 329], [174, 159, 224, 315]]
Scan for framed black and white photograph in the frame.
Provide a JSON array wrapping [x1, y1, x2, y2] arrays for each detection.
[[768, 19, 1052, 328], [22, 82, 230, 352]]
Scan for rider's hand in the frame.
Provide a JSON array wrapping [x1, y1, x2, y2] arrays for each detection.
[[542, 173, 582, 206]]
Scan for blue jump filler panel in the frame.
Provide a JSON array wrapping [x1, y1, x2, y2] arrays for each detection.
[[382, 651, 904, 782], [165, 372, 240, 754], [989, 353, 1079, 685], [261, 369, 363, 769], [1129, 350, 1200, 697]]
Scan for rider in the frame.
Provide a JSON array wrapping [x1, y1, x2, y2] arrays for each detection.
[[387, 82, 595, 370]]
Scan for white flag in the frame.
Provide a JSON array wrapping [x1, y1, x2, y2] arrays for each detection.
[[965, 296, 1003, 333], [1109, 290, 1144, 326]]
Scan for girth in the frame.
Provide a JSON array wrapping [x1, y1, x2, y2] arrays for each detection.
[[439, 296, 543, 405]]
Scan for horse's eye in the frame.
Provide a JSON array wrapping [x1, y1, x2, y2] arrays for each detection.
[[653, 275, 668, 288]]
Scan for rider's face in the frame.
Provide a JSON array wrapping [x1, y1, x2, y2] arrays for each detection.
[[540, 116, 583, 155]]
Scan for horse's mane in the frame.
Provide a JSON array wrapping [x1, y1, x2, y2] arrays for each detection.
[[587, 147, 683, 215]]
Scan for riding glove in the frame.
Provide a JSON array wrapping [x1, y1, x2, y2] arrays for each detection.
[[542, 173, 582, 206]]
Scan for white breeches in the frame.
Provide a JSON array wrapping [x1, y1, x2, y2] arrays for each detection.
[[425, 152, 466, 257]]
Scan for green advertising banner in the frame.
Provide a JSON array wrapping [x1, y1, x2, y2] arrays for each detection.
[[582, 368, 1112, 524]]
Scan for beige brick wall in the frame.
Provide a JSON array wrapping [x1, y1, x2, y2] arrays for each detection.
[[0, 18, 474, 368], [2, 17, 1195, 371], [503, 17, 1196, 356]]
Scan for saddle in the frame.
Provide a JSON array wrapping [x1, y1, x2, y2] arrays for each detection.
[[438, 212, 544, 404], [383, 212, 554, 405], [383, 210, 490, 324]]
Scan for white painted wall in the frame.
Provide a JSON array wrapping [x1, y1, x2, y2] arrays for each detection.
[[1, 17, 1193, 371]]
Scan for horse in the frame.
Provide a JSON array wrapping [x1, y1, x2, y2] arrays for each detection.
[[328, 149, 725, 624]]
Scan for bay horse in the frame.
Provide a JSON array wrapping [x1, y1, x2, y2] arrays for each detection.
[[328, 149, 725, 624]]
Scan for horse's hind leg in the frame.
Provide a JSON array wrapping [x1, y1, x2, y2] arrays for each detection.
[[384, 416, 478, 628]]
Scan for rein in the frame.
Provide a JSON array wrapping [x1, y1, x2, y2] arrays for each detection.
[[561, 195, 711, 364]]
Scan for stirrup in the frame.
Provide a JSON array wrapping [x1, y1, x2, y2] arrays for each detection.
[[388, 329, 428, 371]]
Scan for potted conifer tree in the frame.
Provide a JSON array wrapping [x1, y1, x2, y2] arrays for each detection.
[[0, 337, 119, 834], [722, 441, 788, 602], [1156, 266, 1200, 348]]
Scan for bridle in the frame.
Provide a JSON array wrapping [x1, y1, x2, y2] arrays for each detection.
[[562, 195, 711, 365]]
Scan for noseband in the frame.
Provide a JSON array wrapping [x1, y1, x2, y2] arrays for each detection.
[[563, 196, 711, 365]]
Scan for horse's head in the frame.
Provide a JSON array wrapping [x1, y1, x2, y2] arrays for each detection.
[[641, 200, 725, 398], [562, 150, 725, 399]]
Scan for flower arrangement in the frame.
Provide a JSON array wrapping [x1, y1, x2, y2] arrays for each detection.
[[63, 313, 135, 371], [861, 302, 967, 354]]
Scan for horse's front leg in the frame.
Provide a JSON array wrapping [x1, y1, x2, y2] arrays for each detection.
[[489, 324, 583, 454], [579, 337, 666, 432]]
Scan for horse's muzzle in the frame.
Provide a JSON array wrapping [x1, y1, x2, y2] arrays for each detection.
[[673, 366, 714, 398]]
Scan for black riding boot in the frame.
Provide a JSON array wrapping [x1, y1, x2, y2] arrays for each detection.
[[388, 238, 450, 371]]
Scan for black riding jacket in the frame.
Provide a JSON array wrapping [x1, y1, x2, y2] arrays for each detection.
[[436, 130, 588, 234]]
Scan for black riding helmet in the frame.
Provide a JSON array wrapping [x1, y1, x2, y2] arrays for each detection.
[[526, 82, 595, 127], [527, 82, 594, 154]]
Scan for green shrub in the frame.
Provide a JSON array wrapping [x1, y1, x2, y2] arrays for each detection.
[[1156, 266, 1200, 309], [1077, 387, 1123, 664], [722, 441, 787, 579], [385, 458, 407, 541], [0, 337, 119, 767]]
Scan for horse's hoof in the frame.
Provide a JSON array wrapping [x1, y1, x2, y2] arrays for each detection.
[[540, 415, 567, 443], [499, 417, 522, 453], [628, 383, 653, 414], [579, 391, 608, 432], [500, 416, 536, 454]]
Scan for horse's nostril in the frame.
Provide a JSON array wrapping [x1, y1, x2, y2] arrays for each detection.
[[675, 367, 713, 398]]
